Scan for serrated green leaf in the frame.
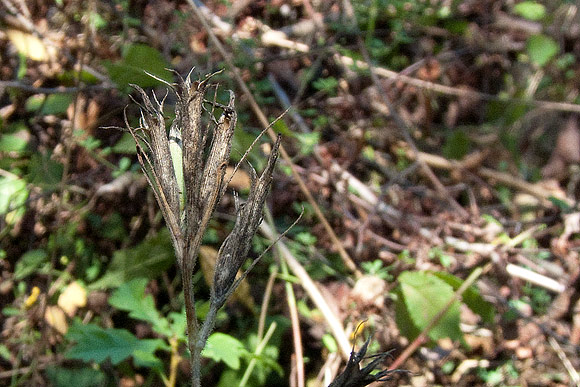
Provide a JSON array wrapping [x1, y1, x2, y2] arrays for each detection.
[[513, 1, 546, 21], [397, 271, 462, 342], [109, 278, 171, 336], [527, 34, 559, 67], [202, 333, 248, 370], [65, 321, 165, 365], [431, 271, 496, 324]]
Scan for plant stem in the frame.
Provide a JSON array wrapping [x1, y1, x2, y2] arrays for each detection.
[[182, 265, 199, 387]]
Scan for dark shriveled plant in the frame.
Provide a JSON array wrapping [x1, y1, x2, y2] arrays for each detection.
[[125, 70, 281, 387]]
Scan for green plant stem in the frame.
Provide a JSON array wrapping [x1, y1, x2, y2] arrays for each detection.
[[239, 322, 277, 387]]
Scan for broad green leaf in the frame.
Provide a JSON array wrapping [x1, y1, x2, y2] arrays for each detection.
[[396, 271, 462, 341], [45, 365, 105, 387], [109, 278, 171, 336], [89, 229, 174, 289], [527, 34, 559, 67], [104, 44, 172, 90], [0, 133, 29, 152], [431, 271, 496, 324], [15, 249, 48, 280], [513, 1, 546, 21], [0, 175, 28, 223], [25, 94, 74, 115], [28, 153, 63, 186], [66, 320, 166, 365], [203, 333, 248, 370]]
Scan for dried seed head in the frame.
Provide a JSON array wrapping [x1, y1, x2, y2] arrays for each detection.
[[212, 135, 281, 304], [131, 84, 180, 219]]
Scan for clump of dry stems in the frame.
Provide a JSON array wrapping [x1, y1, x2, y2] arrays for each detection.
[[125, 70, 280, 387]]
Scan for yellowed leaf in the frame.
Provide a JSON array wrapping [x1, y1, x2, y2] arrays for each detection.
[[58, 281, 87, 317], [225, 167, 251, 190], [45, 306, 68, 334], [199, 245, 255, 311], [6, 29, 54, 61]]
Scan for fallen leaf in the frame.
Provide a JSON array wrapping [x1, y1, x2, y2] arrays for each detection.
[[45, 305, 68, 334], [58, 281, 87, 317], [6, 29, 55, 61]]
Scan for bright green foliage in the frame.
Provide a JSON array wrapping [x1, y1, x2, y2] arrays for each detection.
[[431, 271, 496, 324], [0, 133, 29, 152], [395, 271, 462, 342], [361, 259, 394, 281], [66, 320, 167, 366], [513, 1, 546, 21], [203, 333, 248, 370], [104, 43, 172, 90], [25, 94, 74, 115], [109, 278, 172, 336], [527, 34, 559, 67], [0, 175, 28, 226]]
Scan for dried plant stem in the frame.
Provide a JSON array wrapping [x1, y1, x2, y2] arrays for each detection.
[[259, 221, 352, 359]]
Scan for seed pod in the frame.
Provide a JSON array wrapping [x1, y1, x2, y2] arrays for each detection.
[[212, 135, 281, 304]]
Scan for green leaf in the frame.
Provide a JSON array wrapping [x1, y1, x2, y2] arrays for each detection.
[[0, 175, 28, 219], [109, 278, 171, 336], [442, 130, 471, 160], [104, 44, 172, 90], [28, 153, 63, 186], [15, 249, 48, 280], [293, 132, 320, 156], [513, 1, 546, 21], [0, 133, 29, 152], [25, 94, 74, 115], [396, 271, 462, 341], [45, 365, 105, 387], [203, 333, 248, 370], [527, 34, 559, 67], [431, 271, 496, 324], [89, 229, 174, 289], [111, 132, 137, 154], [66, 320, 166, 365]]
